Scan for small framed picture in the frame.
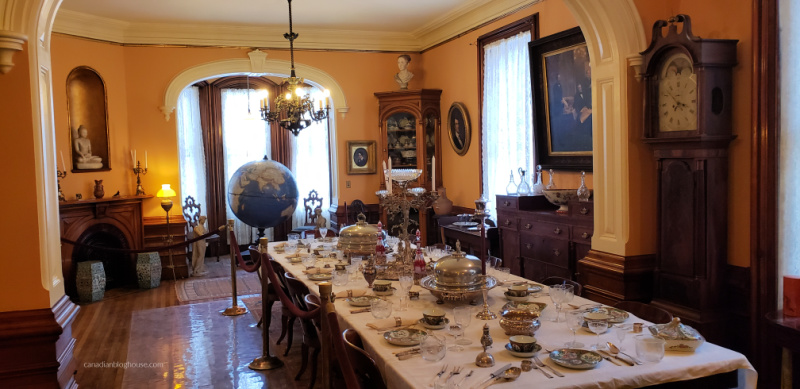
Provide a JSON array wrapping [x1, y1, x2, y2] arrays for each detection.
[[346, 140, 377, 174], [447, 102, 471, 156]]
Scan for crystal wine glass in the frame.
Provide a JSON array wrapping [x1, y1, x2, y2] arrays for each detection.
[[447, 322, 464, 351], [453, 306, 472, 346], [549, 284, 573, 322], [565, 310, 585, 348], [301, 254, 316, 270], [318, 227, 328, 241], [587, 318, 609, 350], [370, 298, 392, 320], [398, 274, 414, 311], [614, 325, 628, 350]]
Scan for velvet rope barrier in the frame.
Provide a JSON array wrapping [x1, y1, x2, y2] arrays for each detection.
[[226, 229, 261, 273], [60, 226, 225, 254], [256, 249, 320, 321]]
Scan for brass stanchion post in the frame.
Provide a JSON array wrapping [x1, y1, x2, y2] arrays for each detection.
[[319, 282, 333, 389], [250, 237, 284, 370], [223, 219, 247, 316]]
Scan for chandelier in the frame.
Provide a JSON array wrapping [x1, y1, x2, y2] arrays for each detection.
[[260, 0, 329, 136]]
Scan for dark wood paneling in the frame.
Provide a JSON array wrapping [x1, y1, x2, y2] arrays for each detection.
[[0, 296, 78, 388], [577, 250, 656, 306]]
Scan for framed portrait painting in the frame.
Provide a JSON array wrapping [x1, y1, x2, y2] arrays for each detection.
[[346, 140, 377, 174], [447, 102, 471, 156], [529, 26, 593, 170]]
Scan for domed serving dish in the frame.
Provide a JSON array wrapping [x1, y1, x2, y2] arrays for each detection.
[[337, 213, 380, 256], [542, 189, 592, 213], [419, 249, 496, 304], [648, 317, 705, 352], [499, 306, 541, 336]]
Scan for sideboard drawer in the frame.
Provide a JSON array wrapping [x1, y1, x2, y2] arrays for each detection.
[[573, 226, 593, 243], [498, 215, 518, 231], [531, 221, 570, 240], [497, 195, 519, 210], [570, 202, 593, 219]]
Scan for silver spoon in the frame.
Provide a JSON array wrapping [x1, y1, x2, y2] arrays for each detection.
[[606, 342, 641, 365], [487, 367, 522, 387]]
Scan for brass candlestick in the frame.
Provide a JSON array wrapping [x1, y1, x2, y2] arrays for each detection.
[[476, 274, 497, 320], [223, 219, 247, 316], [57, 167, 67, 202], [132, 161, 147, 196]]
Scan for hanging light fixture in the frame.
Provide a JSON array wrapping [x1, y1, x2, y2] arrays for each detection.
[[260, 0, 329, 136]]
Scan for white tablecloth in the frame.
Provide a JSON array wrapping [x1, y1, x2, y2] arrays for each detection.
[[268, 242, 757, 389]]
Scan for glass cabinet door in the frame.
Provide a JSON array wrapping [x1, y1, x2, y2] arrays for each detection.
[[386, 112, 417, 169], [423, 112, 437, 189]]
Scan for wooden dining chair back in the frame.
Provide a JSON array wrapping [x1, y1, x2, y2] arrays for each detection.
[[487, 256, 503, 268], [613, 301, 674, 324], [326, 311, 361, 389], [541, 276, 583, 296], [304, 294, 322, 330], [304, 190, 323, 225], [344, 199, 368, 226], [342, 329, 387, 389], [267, 259, 295, 352], [284, 273, 321, 388]]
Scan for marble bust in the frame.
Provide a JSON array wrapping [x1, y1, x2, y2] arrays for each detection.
[[394, 54, 414, 90], [73, 125, 103, 169], [192, 215, 208, 277]]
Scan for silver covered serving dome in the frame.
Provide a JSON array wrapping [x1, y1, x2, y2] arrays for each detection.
[[432, 249, 483, 287], [337, 213, 379, 255]]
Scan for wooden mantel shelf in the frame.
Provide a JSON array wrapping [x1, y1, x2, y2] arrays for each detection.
[[59, 194, 154, 208]]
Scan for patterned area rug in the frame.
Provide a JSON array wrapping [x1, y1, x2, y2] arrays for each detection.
[[175, 272, 261, 303]]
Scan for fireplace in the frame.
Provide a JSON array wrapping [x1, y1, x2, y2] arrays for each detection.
[[59, 196, 149, 299]]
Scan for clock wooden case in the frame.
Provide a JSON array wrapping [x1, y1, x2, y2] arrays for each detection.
[[640, 14, 737, 343]]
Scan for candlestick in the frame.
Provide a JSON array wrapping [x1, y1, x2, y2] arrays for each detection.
[[387, 159, 393, 194], [133, 161, 148, 196], [145, 151, 148, 169], [56, 167, 67, 202], [60, 151, 66, 172], [432, 155, 436, 191]]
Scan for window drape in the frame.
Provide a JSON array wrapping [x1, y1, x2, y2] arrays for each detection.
[[177, 86, 207, 213], [221, 88, 271, 244], [481, 30, 534, 220]]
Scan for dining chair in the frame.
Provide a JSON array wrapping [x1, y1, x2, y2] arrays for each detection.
[[342, 329, 387, 389], [487, 255, 503, 268], [541, 276, 583, 296], [269, 259, 294, 351], [284, 274, 320, 388], [613, 301, 673, 324], [291, 189, 322, 238], [182, 195, 220, 261], [344, 199, 368, 226], [326, 311, 361, 388]]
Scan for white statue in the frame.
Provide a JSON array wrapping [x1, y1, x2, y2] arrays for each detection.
[[72, 125, 103, 169], [192, 215, 208, 276], [394, 54, 414, 90]]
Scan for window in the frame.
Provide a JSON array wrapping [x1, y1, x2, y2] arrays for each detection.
[[479, 16, 538, 219]]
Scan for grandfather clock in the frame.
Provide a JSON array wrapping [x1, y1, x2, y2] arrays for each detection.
[[640, 15, 737, 342]]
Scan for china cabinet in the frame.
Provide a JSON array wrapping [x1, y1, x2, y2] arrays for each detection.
[[374, 89, 442, 245]]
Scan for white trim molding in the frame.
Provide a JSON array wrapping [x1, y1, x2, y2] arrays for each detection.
[[0, 30, 27, 73], [160, 50, 349, 122]]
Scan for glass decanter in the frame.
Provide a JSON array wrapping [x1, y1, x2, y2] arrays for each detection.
[[505, 170, 518, 195], [546, 169, 557, 189], [532, 166, 545, 195], [517, 167, 532, 195], [577, 171, 591, 202]]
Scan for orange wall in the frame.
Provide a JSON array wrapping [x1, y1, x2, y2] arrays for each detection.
[[0, 43, 52, 311], [633, 0, 752, 266]]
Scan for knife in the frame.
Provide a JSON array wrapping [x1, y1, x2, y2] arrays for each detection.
[[475, 363, 512, 388], [596, 350, 624, 366]]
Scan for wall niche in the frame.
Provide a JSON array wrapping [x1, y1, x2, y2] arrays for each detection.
[[67, 66, 110, 172]]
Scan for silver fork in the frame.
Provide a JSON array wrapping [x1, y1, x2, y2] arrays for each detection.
[[457, 369, 474, 386], [429, 364, 448, 386], [532, 354, 564, 377], [445, 366, 463, 382], [530, 359, 553, 379]]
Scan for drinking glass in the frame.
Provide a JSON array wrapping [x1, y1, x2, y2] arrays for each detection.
[[614, 325, 628, 350], [287, 233, 300, 249], [453, 306, 472, 346], [549, 284, 573, 322], [420, 334, 447, 362], [332, 270, 348, 286], [447, 322, 464, 351], [345, 264, 358, 282], [301, 254, 316, 270], [318, 227, 328, 240], [565, 310, 585, 348], [587, 318, 609, 350], [398, 275, 414, 311], [370, 298, 392, 320], [496, 267, 511, 284], [635, 335, 665, 363]]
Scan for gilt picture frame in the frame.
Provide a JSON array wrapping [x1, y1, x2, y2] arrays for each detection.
[[529, 27, 593, 170], [346, 140, 377, 174], [447, 102, 471, 156]]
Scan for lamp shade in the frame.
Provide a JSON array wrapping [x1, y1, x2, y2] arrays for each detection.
[[156, 184, 176, 198]]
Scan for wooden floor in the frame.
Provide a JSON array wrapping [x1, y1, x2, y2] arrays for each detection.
[[71, 260, 313, 388]]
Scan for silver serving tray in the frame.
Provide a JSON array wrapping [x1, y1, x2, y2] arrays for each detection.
[[419, 275, 497, 304]]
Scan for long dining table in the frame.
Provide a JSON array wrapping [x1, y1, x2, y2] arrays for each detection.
[[267, 241, 757, 389]]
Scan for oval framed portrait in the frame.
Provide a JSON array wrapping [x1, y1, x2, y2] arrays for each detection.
[[447, 102, 471, 156]]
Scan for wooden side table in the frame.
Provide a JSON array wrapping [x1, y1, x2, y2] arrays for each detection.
[[766, 310, 800, 388]]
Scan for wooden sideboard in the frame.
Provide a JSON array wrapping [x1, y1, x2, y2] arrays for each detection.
[[143, 215, 189, 280], [495, 195, 593, 285]]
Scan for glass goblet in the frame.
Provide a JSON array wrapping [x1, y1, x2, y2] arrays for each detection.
[[614, 325, 628, 350], [587, 318, 609, 350], [447, 322, 464, 351], [318, 227, 328, 240], [565, 310, 585, 348], [398, 275, 414, 311], [301, 254, 317, 270], [453, 306, 472, 345], [370, 298, 392, 320]]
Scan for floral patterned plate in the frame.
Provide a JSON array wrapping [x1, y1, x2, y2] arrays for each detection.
[[345, 296, 381, 307], [307, 273, 332, 281], [549, 348, 603, 369], [384, 328, 427, 347], [502, 301, 547, 312], [586, 306, 629, 323]]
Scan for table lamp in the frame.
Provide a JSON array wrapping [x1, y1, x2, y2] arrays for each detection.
[[157, 184, 177, 281]]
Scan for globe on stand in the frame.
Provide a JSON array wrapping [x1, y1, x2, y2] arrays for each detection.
[[227, 156, 300, 239]]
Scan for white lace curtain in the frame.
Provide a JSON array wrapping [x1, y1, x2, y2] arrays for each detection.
[[290, 88, 331, 231], [177, 86, 207, 226], [221, 88, 272, 244], [481, 30, 534, 220]]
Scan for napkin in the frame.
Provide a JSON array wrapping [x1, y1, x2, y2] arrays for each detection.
[[303, 267, 332, 275], [366, 316, 418, 331], [334, 289, 370, 298]]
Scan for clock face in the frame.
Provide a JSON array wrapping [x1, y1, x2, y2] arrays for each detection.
[[657, 53, 697, 132]]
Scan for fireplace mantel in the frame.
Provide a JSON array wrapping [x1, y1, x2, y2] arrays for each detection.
[[59, 195, 152, 299]]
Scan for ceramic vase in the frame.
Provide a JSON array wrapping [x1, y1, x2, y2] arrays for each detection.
[[93, 179, 104, 199], [432, 187, 453, 215]]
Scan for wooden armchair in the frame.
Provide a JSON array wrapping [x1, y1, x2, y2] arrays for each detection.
[[182, 195, 219, 261], [291, 189, 323, 238], [613, 301, 673, 324]]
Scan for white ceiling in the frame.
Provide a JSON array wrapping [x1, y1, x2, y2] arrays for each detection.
[[54, 0, 541, 51]]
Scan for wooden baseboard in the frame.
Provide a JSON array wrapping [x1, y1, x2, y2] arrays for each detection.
[[577, 249, 656, 305], [0, 295, 79, 388]]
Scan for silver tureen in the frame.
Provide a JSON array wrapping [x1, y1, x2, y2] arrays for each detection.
[[420, 242, 497, 304], [337, 213, 379, 257]]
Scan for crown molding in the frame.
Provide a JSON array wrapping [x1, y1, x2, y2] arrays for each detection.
[[53, 0, 538, 52]]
